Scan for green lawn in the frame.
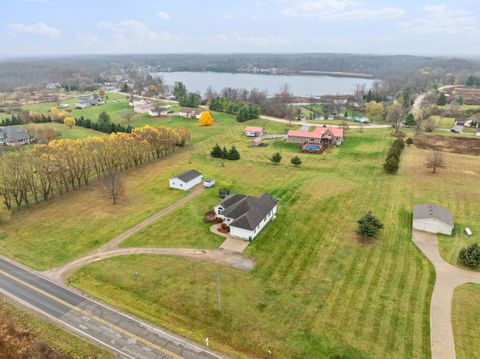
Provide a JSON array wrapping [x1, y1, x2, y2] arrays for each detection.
[[452, 284, 480, 359], [23, 122, 106, 140], [69, 128, 437, 358], [0, 295, 113, 358], [5, 107, 480, 358]]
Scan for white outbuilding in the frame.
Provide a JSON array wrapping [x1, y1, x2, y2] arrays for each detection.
[[169, 169, 203, 191], [413, 204, 454, 235]]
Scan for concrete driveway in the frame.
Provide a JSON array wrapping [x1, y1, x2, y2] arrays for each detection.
[[412, 230, 480, 359]]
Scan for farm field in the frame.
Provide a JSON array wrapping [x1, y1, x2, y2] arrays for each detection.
[[69, 128, 443, 358], [452, 284, 480, 359], [0, 295, 113, 358]]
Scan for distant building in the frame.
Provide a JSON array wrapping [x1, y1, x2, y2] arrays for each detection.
[[413, 204, 454, 235], [169, 169, 203, 191], [0, 126, 32, 146], [244, 126, 264, 137], [46, 82, 62, 90], [287, 127, 344, 147], [177, 108, 196, 118], [134, 103, 155, 114], [76, 95, 103, 109]]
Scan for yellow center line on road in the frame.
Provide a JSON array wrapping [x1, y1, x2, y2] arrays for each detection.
[[0, 269, 183, 359]]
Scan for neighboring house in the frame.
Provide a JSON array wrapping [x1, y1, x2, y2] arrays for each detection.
[[59, 103, 70, 108], [134, 103, 155, 114], [46, 82, 61, 89], [194, 110, 204, 119], [213, 193, 277, 241], [287, 127, 344, 147], [244, 126, 264, 137], [412, 204, 454, 236], [169, 169, 203, 191], [455, 119, 466, 126], [0, 126, 32, 146], [129, 99, 148, 107], [177, 108, 196, 118], [76, 95, 103, 109]]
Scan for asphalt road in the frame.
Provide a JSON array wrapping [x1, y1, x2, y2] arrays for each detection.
[[0, 256, 224, 359]]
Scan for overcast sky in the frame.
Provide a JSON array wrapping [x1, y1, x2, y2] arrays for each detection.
[[2, 0, 480, 57]]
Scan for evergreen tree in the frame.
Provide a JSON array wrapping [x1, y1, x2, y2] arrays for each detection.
[[357, 212, 384, 239], [98, 111, 111, 127], [236, 106, 249, 122], [405, 137, 414, 146], [228, 146, 240, 160], [405, 113, 416, 127], [459, 243, 480, 267], [291, 156, 302, 167], [436, 93, 447, 106], [270, 152, 282, 164], [383, 157, 399, 173], [221, 146, 228, 159], [210, 144, 223, 158], [173, 82, 188, 99]]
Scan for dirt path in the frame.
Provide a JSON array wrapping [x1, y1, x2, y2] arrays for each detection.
[[412, 230, 480, 359], [46, 248, 255, 282], [44, 185, 256, 282]]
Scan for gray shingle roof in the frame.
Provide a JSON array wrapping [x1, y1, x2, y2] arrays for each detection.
[[0, 126, 29, 142], [221, 193, 277, 231], [173, 169, 202, 183], [413, 204, 453, 227]]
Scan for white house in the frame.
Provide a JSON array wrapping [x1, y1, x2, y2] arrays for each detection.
[[413, 204, 454, 235], [214, 193, 277, 241], [129, 99, 148, 107], [194, 110, 204, 119], [178, 108, 195, 118], [169, 169, 203, 191], [0, 126, 32, 146], [134, 103, 155, 114]]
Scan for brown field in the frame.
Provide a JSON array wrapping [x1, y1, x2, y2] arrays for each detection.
[[443, 86, 480, 105], [414, 134, 480, 156]]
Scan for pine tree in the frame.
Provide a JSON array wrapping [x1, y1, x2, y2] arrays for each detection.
[[210, 144, 222, 158], [228, 146, 240, 160], [357, 212, 384, 239], [221, 147, 228, 159], [270, 152, 282, 164], [290, 156, 302, 167]]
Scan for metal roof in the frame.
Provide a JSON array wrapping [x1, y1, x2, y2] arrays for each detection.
[[173, 169, 202, 183], [413, 204, 453, 227]]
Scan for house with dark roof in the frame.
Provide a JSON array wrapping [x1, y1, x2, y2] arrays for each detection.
[[413, 204, 454, 235], [169, 169, 203, 191], [76, 95, 103, 109], [0, 126, 32, 146], [214, 193, 277, 240]]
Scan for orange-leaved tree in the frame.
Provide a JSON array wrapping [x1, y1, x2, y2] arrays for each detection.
[[199, 111, 214, 126]]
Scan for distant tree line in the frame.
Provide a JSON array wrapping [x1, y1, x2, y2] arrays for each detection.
[[209, 98, 260, 122], [465, 76, 480, 87], [0, 125, 191, 210]]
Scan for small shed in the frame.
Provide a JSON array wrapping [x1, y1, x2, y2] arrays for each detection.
[[169, 169, 203, 191], [413, 204, 454, 235]]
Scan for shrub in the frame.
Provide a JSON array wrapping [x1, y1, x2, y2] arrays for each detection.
[[383, 157, 399, 173], [270, 152, 282, 164], [357, 212, 384, 239], [210, 144, 222, 158], [459, 243, 480, 267], [290, 156, 302, 167], [405, 137, 414, 146]]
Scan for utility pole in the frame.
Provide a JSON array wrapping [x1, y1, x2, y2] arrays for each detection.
[[216, 272, 221, 312]]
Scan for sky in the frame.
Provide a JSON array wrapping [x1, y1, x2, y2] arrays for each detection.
[[1, 0, 480, 57]]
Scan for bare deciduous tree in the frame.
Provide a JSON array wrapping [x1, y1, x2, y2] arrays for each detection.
[[426, 151, 445, 174], [101, 170, 123, 205], [387, 102, 405, 134]]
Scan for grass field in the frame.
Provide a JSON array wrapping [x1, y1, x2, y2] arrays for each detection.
[[452, 284, 480, 359], [24, 122, 106, 140], [4, 106, 480, 357], [0, 295, 113, 358], [68, 128, 441, 358]]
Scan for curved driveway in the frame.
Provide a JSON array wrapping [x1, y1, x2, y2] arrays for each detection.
[[412, 230, 480, 359]]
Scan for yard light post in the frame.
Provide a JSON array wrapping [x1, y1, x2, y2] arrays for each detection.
[[216, 272, 221, 312]]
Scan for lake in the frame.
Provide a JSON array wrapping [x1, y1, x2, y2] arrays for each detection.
[[153, 71, 375, 97]]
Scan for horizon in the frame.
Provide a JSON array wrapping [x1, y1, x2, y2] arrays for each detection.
[[2, 0, 480, 57]]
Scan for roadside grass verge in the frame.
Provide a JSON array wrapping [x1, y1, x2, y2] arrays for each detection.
[[452, 284, 480, 359]]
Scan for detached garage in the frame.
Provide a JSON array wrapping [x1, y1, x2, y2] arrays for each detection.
[[169, 169, 203, 191], [413, 204, 454, 235]]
